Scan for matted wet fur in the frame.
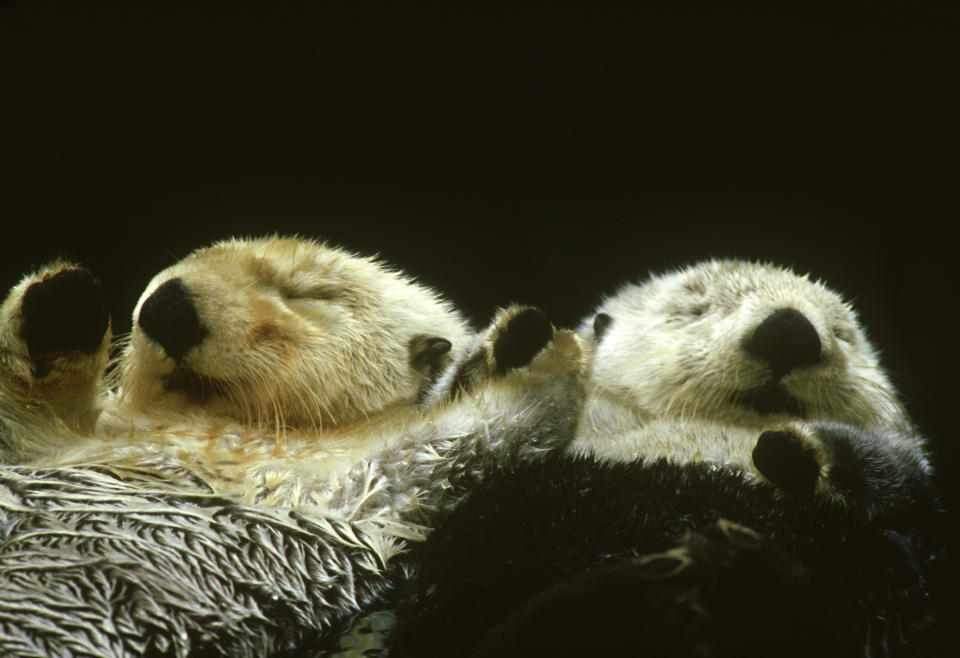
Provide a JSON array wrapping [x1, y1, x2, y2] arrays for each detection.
[[0, 236, 588, 657]]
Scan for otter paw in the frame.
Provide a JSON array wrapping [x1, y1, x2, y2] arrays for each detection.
[[21, 268, 110, 378], [492, 308, 553, 374], [438, 305, 556, 400], [752, 429, 822, 497]]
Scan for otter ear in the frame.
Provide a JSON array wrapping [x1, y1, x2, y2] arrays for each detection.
[[593, 313, 612, 340], [409, 335, 453, 380]]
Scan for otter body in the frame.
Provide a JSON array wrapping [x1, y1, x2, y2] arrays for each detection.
[[0, 237, 587, 657], [386, 260, 941, 658]]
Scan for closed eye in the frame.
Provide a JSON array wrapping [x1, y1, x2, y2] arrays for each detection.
[[833, 327, 854, 343], [667, 301, 710, 319], [279, 285, 343, 301]]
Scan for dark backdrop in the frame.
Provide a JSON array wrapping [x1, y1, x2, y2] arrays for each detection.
[[2, 1, 956, 509]]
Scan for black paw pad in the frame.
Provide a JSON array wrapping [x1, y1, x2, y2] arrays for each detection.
[[752, 430, 821, 497], [493, 308, 553, 373], [21, 268, 110, 376]]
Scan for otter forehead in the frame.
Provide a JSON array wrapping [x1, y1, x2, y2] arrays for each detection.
[[593, 260, 864, 354], [604, 260, 851, 322], [131, 236, 465, 340], [135, 237, 390, 313]]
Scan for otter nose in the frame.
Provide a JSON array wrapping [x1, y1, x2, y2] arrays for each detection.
[[745, 308, 821, 378], [137, 278, 206, 361]]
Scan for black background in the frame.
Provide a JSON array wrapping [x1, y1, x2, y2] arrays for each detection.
[[1, 1, 956, 511]]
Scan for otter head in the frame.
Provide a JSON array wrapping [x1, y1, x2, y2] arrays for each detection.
[[120, 236, 471, 430], [582, 260, 907, 432]]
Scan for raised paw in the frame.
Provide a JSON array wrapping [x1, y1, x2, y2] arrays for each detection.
[[752, 429, 822, 497], [492, 308, 553, 374], [21, 267, 110, 378], [1, 264, 111, 457], [430, 305, 569, 402]]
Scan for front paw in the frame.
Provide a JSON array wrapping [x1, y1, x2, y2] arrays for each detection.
[[2, 262, 111, 386], [1, 264, 112, 450], [430, 305, 582, 403], [786, 422, 935, 521], [448, 306, 554, 398], [492, 308, 554, 374], [752, 428, 822, 497], [21, 267, 111, 378]]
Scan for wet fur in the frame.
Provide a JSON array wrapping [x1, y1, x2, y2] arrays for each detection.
[[0, 237, 588, 657]]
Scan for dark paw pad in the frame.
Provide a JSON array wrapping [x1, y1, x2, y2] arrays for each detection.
[[21, 268, 110, 375], [753, 430, 821, 497], [493, 308, 553, 373]]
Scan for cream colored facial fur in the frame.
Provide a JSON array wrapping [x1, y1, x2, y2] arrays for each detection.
[[121, 236, 472, 430], [571, 259, 929, 486]]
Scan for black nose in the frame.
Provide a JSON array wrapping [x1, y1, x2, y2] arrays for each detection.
[[745, 308, 821, 378], [137, 278, 206, 361]]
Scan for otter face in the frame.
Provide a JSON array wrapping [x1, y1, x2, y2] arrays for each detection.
[[120, 236, 471, 429], [583, 260, 906, 431]]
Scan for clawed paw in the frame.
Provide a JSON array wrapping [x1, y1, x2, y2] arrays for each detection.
[[752, 428, 822, 497]]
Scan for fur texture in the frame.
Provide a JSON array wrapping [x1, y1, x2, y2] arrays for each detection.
[[0, 264, 112, 462], [0, 236, 588, 656], [385, 260, 943, 658], [388, 453, 941, 658], [571, 260, 930, 503]]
